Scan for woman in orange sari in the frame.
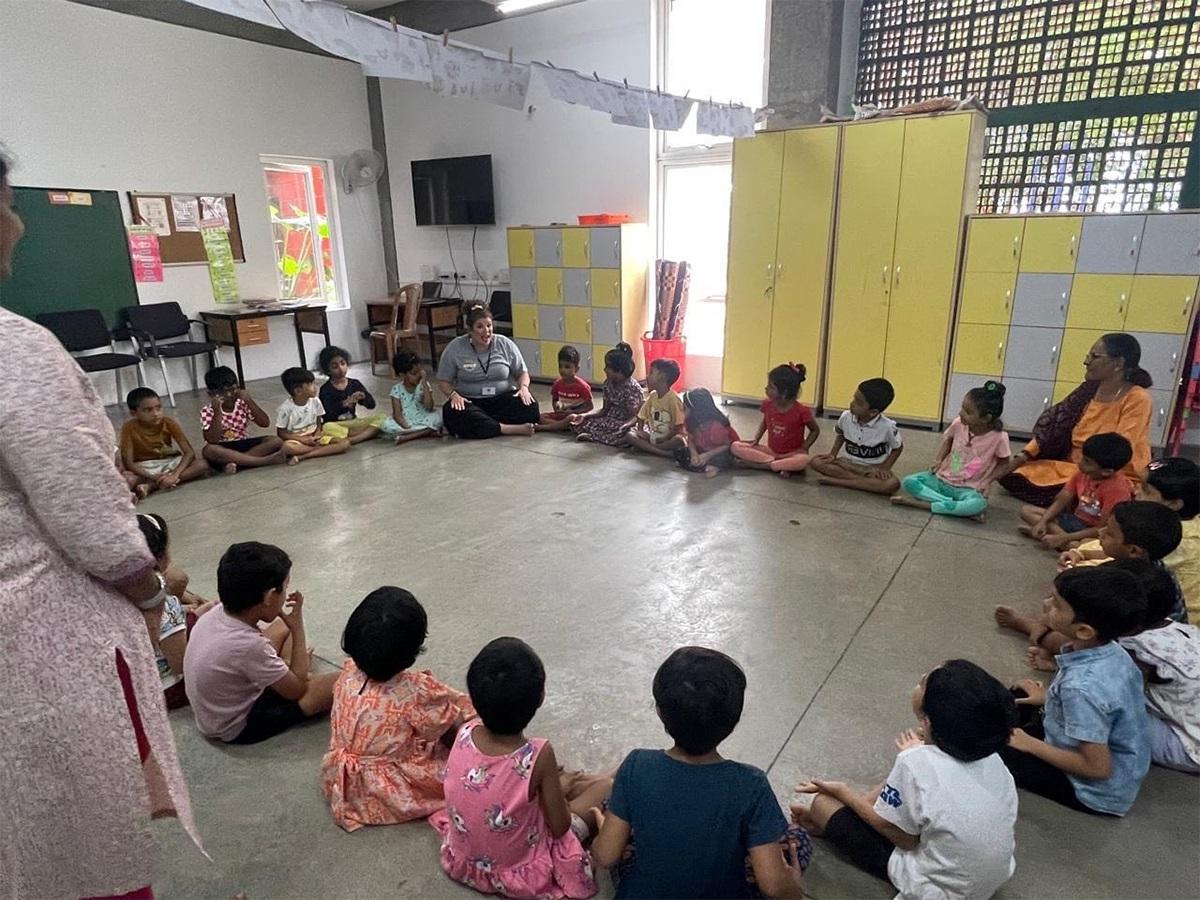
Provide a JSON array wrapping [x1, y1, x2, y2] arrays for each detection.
[[996, 333, 1153, 506]]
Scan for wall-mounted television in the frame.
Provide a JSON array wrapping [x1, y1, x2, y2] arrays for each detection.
[[411, 154, 495, 226]]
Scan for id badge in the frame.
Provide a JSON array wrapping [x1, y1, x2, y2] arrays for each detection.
[[482, 385, 497, 397]]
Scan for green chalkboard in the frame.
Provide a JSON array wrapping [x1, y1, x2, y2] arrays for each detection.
[[0, 187, 138, 327]]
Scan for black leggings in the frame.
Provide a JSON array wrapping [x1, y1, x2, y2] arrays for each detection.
[[997, 718, 1098, 814], [442, 392, 541, 439], [822, 806, 894, 884]]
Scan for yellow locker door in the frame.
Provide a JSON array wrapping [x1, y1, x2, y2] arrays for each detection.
[[1020, 217, 1082, 272], [508, 229, 535, 267], [886, 113, 978, 420], [768, 126, 839, 394], [1124, 275, 1198, 334], [539, 341, 561, 378], [562, 229, 590, 267], [965, 217, 1025, 273], [536, 268, 563, 305], [959, 272, 1016, 324], [564, 307, 592, 343], [592, 344, 610, 383], [723, 132, 784, 399], [825, 118, 906, 409], [1053, 381, 1077, 403], [512, 304, 539, 340], [1066, 274, 1134, 330], [952, 323, 1009, 376], [590, 268, 621, 308], [1056, 329, 1108, 383]]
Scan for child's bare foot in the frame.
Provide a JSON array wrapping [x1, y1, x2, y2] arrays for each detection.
[[994, 605, 1035, 635], [223, 462, 238, 475], [788, 802, 824, 837], [286, 455, 300, 466], [704, 465, 719, 478], [134, 483, 152, 501], [889, 495, 928, 509], [576, 432, 593, 443], [778, 470, 791, 478], [1026, 645, 1058, 672], [1017, 523, 1034, 536], [971, 511, 987, 523]]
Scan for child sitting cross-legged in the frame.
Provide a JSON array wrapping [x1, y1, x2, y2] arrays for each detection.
[[317, 345, 385, 444], [809, 378, 903, 495], [625, 358, 686, 458], [590, 647, 809, 899], [119, 387, 210, 497], [1137, 458, 1199, 621], [183, 541, 338, 744], [998, 566, 1151, 816], [537, 345, 594, 432], [1017, 432, 1133, 551], [675, 388, 740, 477], [276, 366, 351, 464], [793, 660, 1018, 900], [429, 637, 612, 899], [199, 365, 285, 473], [730, 363, 819, 477], [570, 343, 645, 446], [380, 349, 443, 444], [321, 587, 475, 831]]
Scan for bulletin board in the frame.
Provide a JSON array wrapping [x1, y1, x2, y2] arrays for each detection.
[[127, 191, 246, 265]]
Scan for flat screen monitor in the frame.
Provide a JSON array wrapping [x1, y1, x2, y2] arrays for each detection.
[[411, 155, 495, 226]]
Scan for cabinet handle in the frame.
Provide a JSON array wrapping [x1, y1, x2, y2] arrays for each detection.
[[612, 281, 619, 300], [1118, 292, 1126, 314], [1060, 291, 1067, 313], [1042, 396, 1051, 410], [1169, 351, 1179, 374], [1050, 344, 1059, 364], [767, 262, 774, 275], [555, 240, 561, 260], [582, 242, 589, 257], [996, 341, 1004, 359], [1183, 296, 1193, 316], [1157, 406, 1166, 426], [1004, 289, 1011, 312], [585, 318, 592, 335], [895, 265, 902, 285], [1069, 234, 1077, 256], [613, 320, 620, 338], [881, 265, 889, 285], [558, 317, 564, 335], [557, 281, 563, 298], [1130, 234, 1139, 256], [777, 264, 784, 278], [1012, 236, 1020, 256]]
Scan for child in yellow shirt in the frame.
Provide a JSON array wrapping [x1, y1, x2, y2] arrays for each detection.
[[625, 358, 685, 458]]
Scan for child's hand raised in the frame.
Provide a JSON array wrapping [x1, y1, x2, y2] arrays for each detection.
[[895, 728, 924, 752], [280, 591, 304, 627]]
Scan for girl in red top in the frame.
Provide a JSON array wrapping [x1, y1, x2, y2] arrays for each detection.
[[731, 363, 820, 476], [675, 388, 741, 478]]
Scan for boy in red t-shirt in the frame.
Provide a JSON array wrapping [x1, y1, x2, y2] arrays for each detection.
[[537, 345, 594, 431], [731, 363, 820, 476], [1019, 432, 1133, 551]]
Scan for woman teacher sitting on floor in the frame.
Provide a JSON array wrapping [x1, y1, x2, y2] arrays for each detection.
[[437, 304, 540, 439], [996, 332, 1152, 505]]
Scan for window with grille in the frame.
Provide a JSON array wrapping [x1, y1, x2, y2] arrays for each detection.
[[855, 0, 1200, 213]]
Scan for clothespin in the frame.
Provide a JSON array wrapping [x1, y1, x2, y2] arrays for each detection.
[[389, 15, 397, 31], [593, 71, 600, 82], [507, 47, 513, 63], [442, 30, 449, 46]]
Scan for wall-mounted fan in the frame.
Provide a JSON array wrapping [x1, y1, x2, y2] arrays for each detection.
[[340, 149, 386, 193]]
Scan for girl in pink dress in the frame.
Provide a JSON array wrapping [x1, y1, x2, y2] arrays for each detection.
[[322, 587, 475, 831], [430, 638, 612, 899]]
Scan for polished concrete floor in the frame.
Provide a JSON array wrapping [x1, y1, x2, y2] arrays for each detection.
[[118, 365, 1199, 899]]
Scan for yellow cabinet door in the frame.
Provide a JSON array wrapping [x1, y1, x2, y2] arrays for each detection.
[[1056, 328, 1108, 383], [825, 118, 905, 409], [723, 132, 784, 399], [952, 323, 1009, 376], [1124, 275, 1198, 334], [959, 272, 1017, 324], [564, 307, 592, 343], [769, 126, 838, 392], [539, 341, 561, 378], [1053, 380, 1077, 403], [1066, 274, 1134, 330], [508, 229, 535, 267], [536, 268, 563, 305], [512, 303, 539, 340], [965, 217, 1025, 273], [886, 113, 979, 419], [562, 228, 590, 268], [1020, 217, 1082, 272], [590, 268, 621, 308], [592, 344, 610, 383]]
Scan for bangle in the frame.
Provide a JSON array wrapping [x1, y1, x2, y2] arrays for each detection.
[[135, 571, 169, 610]]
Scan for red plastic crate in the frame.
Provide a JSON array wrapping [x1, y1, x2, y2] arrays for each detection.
[[577, 213, 632, 225]]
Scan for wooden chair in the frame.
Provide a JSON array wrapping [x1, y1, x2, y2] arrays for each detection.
[[369, 282, 421, 375]]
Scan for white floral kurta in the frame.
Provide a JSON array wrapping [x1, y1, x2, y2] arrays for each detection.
[[0, 309, 200, 898]]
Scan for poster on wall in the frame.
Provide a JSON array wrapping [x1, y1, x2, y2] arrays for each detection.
[[128, 225, 163, 283], [135, 196, 172, 236], [171, 195, 201, 232], [201, 219, 239, 303], [199, 195, 230, 230]]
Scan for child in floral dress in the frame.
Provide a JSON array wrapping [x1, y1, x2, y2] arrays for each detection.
[[570, 343, 645, 447], [321, 587, 475, 832]]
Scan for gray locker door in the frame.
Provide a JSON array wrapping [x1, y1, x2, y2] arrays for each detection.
[[1147, 389, 1173, 447], [1136, 214, 1200, 275], [534, 229, 562, 266], [1011, 274, 1071, 327], [1000, 377, 1056, 434], [563, 269, 590, 306], [1003, 326, 1064, 382], [514, 339, 541, 374], [511, 267, 537, 303], [592, 308, 622, 345], [1127, 331, 1187, 393], [1076, 215, 1145, 273], [589, 227, 621, 268], [537, 307, 565, 342], [942, 372, 987, 423]]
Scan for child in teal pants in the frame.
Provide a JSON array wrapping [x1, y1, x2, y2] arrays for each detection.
[[893, 382, 1011, 519]]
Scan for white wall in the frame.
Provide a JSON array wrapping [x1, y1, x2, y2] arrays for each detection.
[[381, 0, 654, 296], [1, 0, 388, 399]]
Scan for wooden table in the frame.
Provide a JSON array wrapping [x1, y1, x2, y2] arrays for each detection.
[[199, 303, 330, 387], [366, 297, 462, 367]]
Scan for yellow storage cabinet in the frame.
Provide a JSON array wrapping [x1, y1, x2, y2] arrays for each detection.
[[959, 272, 1017, 324], [562, 229, 590, 268], [1055, 328, 1108, 383], [512, 303, 539, 340], [536, 268, 563, 306], [965, 218, 1024, 273], [538, 341, 561, 378], [1124, 275, 1198, 334], [952, 324, 1009, 376], [508, 229, 535, 267], [1019, 217, 1082, 272], [1066, 275, 1134, 331], [564, 307, 592, 344]]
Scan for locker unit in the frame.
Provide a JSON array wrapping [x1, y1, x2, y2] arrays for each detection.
[[508, 224, 648, 385], [945, 212, 1199, 446]]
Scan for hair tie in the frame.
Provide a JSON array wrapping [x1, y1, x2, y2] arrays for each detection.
[[788, 361, 799, 372]]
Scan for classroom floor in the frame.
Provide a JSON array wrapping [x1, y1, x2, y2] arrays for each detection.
[[119, 365, 1200, 899]]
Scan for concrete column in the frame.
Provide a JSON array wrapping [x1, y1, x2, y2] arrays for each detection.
[[766, 0, 860, 126]]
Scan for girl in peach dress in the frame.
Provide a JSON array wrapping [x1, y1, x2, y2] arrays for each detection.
[[321, 587, 475, 832]]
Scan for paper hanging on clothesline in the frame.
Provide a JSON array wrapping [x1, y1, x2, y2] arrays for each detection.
[[645, 92, 696, 131], [534, 64, 587, 106], [345, 12, 431, 82], [171, 196, 201, 232], [128, 226, 163, 283], [696, 101, 754, 138], [135, 196, 172, 237], [182, 0, 282, 29], [264, 0, 364, 59], [611, 88, 650, 128], [426, 41, 531, 111]]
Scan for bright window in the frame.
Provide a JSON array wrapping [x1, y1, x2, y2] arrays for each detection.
[[260, 156, 348, 309]]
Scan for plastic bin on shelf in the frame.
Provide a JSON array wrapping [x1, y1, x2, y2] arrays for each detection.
[[641, 334, 687, 389], [578, 214, 632, 225]]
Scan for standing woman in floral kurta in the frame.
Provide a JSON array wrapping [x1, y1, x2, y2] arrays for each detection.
[[0, 153, 199, 898]]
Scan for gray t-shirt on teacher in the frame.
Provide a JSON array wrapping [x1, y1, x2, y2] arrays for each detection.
[[436, 334, 527, 399]]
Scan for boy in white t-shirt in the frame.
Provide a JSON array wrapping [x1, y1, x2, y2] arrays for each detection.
[[810, 377, 904, 495], [794, 660, 1019, 900], [275, 366, 350, 464]]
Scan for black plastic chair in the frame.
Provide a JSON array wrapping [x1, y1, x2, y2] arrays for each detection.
[[36, 309, 146, 404], [122, 302, 220, 407], [490, 289, 513, 335]]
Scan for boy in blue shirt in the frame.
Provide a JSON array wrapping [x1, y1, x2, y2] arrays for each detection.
[[591, 647, 806, 898], [1000, 566, 1151, 816]]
